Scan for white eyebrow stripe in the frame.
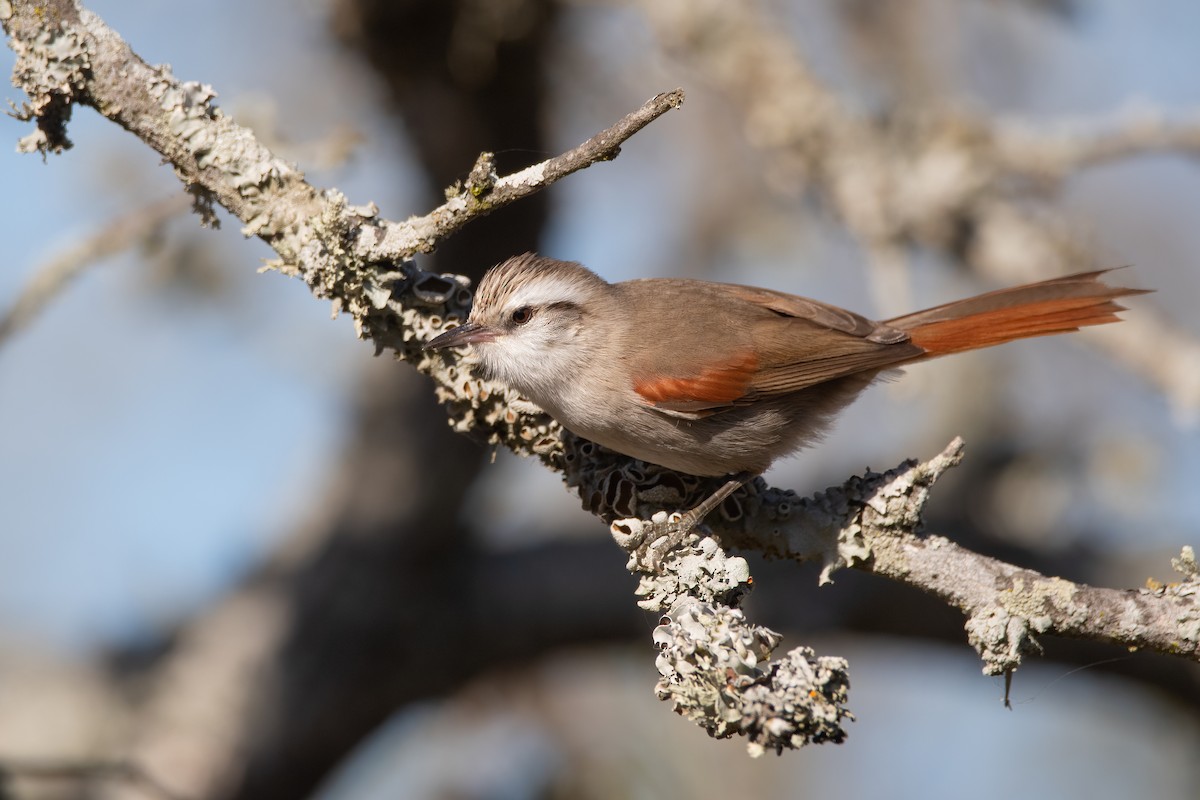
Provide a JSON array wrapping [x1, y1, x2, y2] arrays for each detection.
[[504, 275, 592, 309]]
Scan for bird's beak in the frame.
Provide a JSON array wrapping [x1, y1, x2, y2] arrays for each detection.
[[424, 321, 497, 351]]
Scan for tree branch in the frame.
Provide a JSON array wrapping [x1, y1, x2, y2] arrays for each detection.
[[0, 757, 185, 800], [0, 193, 190, 347], [587, 435, 1199, 750], [995, 110, 1200, 178], [708, 439, 1200, 675], [357, 89, 685, 260]]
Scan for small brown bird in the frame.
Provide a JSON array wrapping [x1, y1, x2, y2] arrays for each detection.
[[426, 253, 1144, 531]]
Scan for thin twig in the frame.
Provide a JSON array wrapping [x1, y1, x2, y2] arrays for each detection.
[[0, 757, 187, 800], [995, 111, 1200, 178], [0, 193, 190, 347], [357, 89, 686, 260]]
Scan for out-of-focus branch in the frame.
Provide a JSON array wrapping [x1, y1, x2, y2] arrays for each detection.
[[1087, 312, 1200, 424], [995, 111, 1200, 178], [626, 0, 1200, 414], [0, 108, 359, 350], [0, 193, 190, 347], [0, 757, 185, 800]]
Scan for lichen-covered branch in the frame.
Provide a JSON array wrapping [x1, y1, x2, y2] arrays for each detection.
[[612, 517, 853, 755], [570, 431, 1198, 672], [2, 0, 680, 331], [2, 0, 678, 465], [357, 89, 685, 260], [692, 439, 1199, 676], [552, 429, 1199, 749]]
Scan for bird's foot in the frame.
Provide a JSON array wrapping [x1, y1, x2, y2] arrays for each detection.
[[620, 510, 702, 573], [611, 475, 752, 573]]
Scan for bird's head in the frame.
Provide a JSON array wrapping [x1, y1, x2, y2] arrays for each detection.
[[425, 253, 612, 400]]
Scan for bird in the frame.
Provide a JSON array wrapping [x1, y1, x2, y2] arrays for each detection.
[[425, 253, 1146, 545]]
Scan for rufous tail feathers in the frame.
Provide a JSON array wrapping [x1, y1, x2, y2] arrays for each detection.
[[886, 269, 1150, 358]]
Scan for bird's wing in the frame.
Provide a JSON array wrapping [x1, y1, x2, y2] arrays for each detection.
[[626, 280, 923, 417], [628, 270, 1147, 418]]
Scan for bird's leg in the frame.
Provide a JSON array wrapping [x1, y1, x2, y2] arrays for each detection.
[[636, 472, 754, 570], [678, 472, 753, 529]]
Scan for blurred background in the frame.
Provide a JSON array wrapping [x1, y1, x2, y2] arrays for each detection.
[[1, 0, 1199, 798]]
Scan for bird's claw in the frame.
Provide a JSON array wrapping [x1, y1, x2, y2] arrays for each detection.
[[633, 511, 702, 573]]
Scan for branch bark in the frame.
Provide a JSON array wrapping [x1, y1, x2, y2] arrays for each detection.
[[357, 89, 686, 260], [594, 436, 1198, 749], [702, 440, 1200, 674]]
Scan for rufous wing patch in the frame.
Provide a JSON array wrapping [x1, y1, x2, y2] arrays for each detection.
[[634, 350, 758, 413]]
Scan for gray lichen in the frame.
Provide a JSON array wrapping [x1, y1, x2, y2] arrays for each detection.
[[583, 442, 967, 752], [652, 602, 852, 755], [612, 516, 853, 754], [148, 71, 301, 238], [964, 606, 1046, 676], [615, 520, 751, 610], [8, 23, 91, 155], [1172, 545, 1199, 582], [1158, 546, 1200, 649]]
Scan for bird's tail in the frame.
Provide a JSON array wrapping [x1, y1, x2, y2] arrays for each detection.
[[885, 269, 1149, 358]]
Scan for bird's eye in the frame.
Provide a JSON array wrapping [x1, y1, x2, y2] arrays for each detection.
[[510, 306, 534, 325]]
